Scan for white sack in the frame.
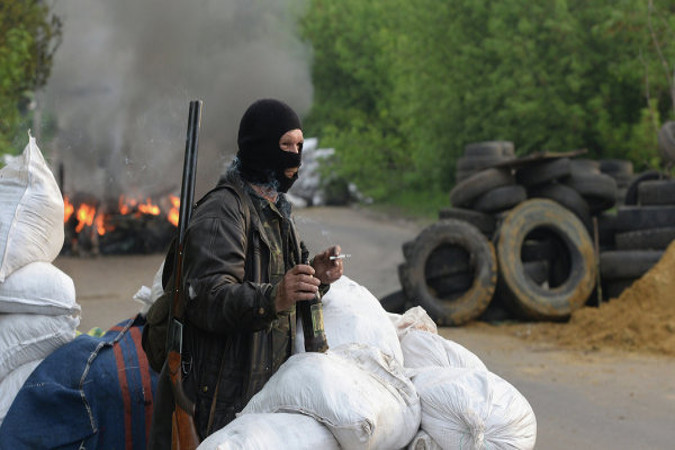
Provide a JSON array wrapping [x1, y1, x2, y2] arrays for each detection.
[[241, 343, 421, 450], [0, 262, 79, 316], [389, 306, 438, 338], [401, 329, 486, 371], [0, 313, 79, 381], [295, 275, 404, 365], [0, 359, 42, 426], [407, 429, 443, 450], [0, 134, 64, 282], [412, 367, 537, 450], [198, 412, 340, 450], [133, 261, 165, 316]]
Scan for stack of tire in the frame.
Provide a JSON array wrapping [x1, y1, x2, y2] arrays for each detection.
[[599, 174, 675, 299], [390, 140, 673, 326], [599, 159, 634, 207], [455, 140, 517, 182]]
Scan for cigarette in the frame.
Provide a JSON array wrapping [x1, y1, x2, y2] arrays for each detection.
[[329, 254, 351, 260]]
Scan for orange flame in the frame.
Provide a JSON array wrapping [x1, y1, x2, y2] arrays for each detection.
[[94, 213, 115, 236], [64, 196, 74, 223], [75, 203, 96, 233], [168, 195, 180, 227], [138, 198, 160, 216], [119, 195, 137, 215], [66, 194, 179, 238]]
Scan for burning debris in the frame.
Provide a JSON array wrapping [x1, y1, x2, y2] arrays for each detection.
[[62, 193, 179, 256]]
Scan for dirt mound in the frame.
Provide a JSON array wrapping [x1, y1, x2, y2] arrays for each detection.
[[493, 240, 675, 356]]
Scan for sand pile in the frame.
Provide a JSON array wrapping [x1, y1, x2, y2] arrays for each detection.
[[510, 240, 675, 356]]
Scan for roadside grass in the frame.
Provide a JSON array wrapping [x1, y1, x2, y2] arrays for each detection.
[[359, 188, 448, 224]]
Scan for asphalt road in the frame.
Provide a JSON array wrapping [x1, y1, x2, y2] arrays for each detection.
[[55, 205, 675, 450]]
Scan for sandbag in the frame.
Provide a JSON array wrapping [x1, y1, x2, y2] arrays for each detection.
[[295, 275, 404, 365], [388, 306, 439, 338], [0, 359, 42, 427], [0, 313, 78, 381], [198, 412, 340, 450], [400, 329, 487, 371], [412, 367, 537, 450], [133, 261, 165, 316], [0, 262, 79, 316], [408, 429, 442, 450], [241, 343, 421, 450], [0, 134, 64, 282]]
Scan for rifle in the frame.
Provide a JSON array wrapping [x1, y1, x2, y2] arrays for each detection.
[[167, 100, 203, 450]]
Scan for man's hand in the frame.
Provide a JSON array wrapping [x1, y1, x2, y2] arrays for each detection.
[[312, 245, 344, 285], [274, 264, 321, 311]]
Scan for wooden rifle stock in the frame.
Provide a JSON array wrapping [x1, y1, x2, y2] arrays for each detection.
[[167, 100, 203, 450]]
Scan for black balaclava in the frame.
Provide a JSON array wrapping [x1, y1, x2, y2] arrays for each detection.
[[236, 99, 302, 193]]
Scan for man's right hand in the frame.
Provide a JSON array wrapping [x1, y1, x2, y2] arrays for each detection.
[[274, 264, 320, 312]]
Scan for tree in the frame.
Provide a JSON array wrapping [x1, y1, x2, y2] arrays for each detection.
[[301, 1, 675, 204], [0, 1, 61, 157]]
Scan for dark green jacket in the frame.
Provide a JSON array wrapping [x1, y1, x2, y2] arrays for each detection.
[[149, 169, 305, 446]]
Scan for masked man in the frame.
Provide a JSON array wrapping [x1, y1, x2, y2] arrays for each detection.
[[148, 99, 343, 447]]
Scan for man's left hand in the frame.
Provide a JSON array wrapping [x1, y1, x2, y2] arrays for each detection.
[[312, 245, 344, 285]]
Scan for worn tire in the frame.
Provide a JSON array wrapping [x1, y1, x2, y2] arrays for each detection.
[[637, 179, 675, 206], [599, 250, 664, 280], [438, 207, 496, 236], [424, 245, 470, 279], [495, 199, 597, 320], [596, 212, 618, 250], [398, 219, 497, 326], [379, 288, 409, 314], [449, 168, 514, 208], [614, 226, 675, 250], [426, 271, 474, 297], [561, 171, 617, 213], [520, 238, 557, 262], [522, 260, 550, 286], [615, 205, 675, 231], [516, 157, 571, 187], [600, 158, 634, 176], [624, 170, 666, 206], [527, 183, 592, 232], [472, 185, 527, 214], [456, 155, 513, 172], [600, 159, 634, 188], [570, 158, 601, 173]]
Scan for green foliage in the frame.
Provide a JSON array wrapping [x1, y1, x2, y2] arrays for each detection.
[[301, 0, 675, 205], [0, 1, 61, 155]]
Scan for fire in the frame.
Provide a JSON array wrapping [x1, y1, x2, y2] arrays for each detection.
[[138, 198, 161, 216], [64, 193, 179, 239], [119, 195, 137, 215], [64, 196, 74, 222], [95, 213, 114, 236], [74, 203, 96, 233], [168, 195, 180, 227]]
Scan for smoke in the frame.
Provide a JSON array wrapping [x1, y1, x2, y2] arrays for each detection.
[[43, 0, 313, 199]]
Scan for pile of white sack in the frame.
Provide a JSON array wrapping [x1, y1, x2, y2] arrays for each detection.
[[197, 275, 537, 450], [0, 135, 81, 426]]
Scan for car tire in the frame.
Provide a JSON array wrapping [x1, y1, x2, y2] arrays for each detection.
[[398, 219, 497, 326], [494, 199, 597, 320]]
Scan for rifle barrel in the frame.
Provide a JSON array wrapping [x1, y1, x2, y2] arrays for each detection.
[[177, 100, 203, 248]]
